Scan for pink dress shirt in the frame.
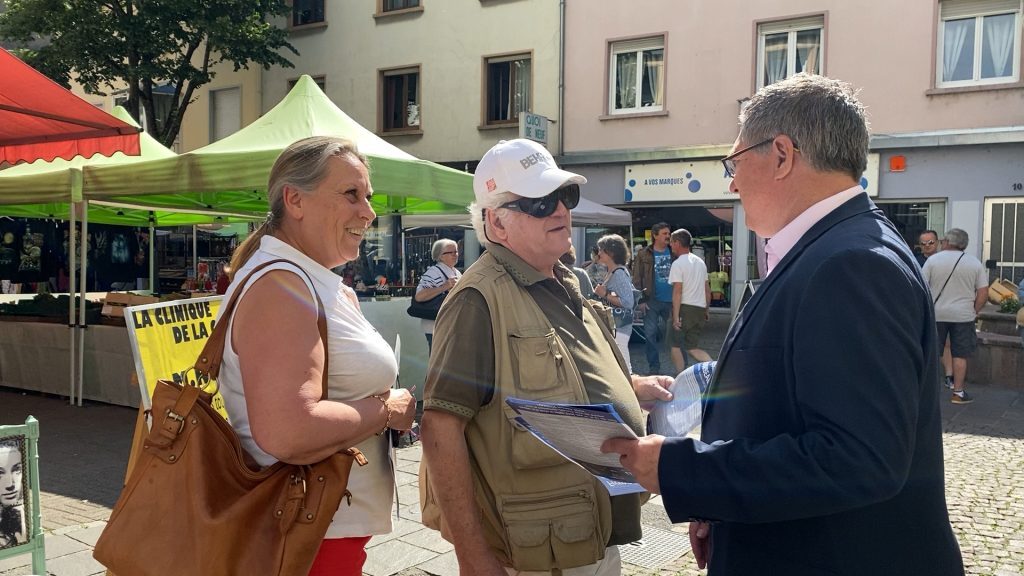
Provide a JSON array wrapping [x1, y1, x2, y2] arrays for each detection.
[[764, 186, 864, 276]]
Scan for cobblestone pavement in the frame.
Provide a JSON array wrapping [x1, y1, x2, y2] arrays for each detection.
[[2, 319, 1023, 575]]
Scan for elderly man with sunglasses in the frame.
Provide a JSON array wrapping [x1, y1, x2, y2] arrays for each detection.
[[604, 75, 963, 575], [419, 139, 672, 576]]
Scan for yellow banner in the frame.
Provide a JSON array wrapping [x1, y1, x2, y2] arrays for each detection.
[[124, 296, 228, 419]]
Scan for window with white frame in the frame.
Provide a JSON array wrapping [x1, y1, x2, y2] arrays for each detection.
[[757, 16, 824, 89], [608, 37, 664, 114], [381, 67, 420, 132], [937, 0, 1021, 87], [484, 54, 531, 125]]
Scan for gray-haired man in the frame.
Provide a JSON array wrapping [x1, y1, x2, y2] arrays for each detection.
[[921, 228, 987, 404]]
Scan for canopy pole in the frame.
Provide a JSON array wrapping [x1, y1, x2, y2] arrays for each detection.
[[77, 202, 89, 406], [68, 203, 77, 405], [192, 225, 198, 283], [149, 214, 156, 293], [400, 225, 407, 286]]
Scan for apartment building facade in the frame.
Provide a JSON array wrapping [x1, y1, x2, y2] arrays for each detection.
[[256, 0, 564, 277], [261, 0, 562, 167], [561, 0, 1024, 299], [79, 62, 262, 154]]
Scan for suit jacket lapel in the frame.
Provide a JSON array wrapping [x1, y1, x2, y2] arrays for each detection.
[[705, 194, 879, 420]]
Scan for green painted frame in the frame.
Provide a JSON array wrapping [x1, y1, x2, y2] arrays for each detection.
[[0, 416, 44, 575]]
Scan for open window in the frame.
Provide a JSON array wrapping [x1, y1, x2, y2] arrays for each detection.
[[608, 36, 665, 115], [381, 67, 421, 133], [484, 53, 531, 125]]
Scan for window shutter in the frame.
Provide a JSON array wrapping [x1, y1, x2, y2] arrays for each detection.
[[758, 15, 825, 35], [941, 0, 1021, 19], [610, 37, 664, 54]]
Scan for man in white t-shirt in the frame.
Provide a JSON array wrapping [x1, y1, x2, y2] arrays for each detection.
[[668, 228, 712, 372], [921, 228, 988, 404]]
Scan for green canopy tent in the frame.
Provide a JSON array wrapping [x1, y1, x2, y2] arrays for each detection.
[[82, 75, 473, 217]]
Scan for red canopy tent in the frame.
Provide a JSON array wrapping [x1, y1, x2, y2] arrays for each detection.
[[0, 49, 141, 165]]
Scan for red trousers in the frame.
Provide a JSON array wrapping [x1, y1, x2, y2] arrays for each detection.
[[308, 536, 372, 576]]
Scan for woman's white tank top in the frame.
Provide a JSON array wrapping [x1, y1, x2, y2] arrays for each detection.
[[218, 236, 398, 538]]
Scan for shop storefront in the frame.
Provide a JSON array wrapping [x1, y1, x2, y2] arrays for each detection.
[[873, 140, 1024, 287], [565, 153, 883, 312]]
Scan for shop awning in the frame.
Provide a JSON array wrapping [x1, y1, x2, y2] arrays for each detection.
[[0, 50, 141, 166]]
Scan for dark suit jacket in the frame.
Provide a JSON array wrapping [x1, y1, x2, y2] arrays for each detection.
[[659, 193, 963, 575]]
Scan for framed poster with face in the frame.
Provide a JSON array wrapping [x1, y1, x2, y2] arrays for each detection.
[[0, 435, 27, 549]]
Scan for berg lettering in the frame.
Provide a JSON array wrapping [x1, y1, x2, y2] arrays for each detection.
[[519, 152, 546, 169]]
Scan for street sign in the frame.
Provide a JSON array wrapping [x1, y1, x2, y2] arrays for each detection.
[[519, 112, 549, 146]]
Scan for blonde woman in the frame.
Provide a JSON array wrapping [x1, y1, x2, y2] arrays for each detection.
[[220, 137, 416, 575]]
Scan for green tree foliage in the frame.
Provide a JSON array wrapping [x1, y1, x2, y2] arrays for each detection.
[[0, 0, 297, 147]]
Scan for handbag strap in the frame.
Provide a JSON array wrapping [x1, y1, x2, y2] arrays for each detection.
[[433, 264, 451, 282], [933, 252, 965, 304], [195, 258, 330, 400]]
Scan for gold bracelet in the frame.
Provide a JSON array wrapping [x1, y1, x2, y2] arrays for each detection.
[[372, 393, 391, 436]]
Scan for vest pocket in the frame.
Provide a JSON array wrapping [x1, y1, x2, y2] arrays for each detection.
[[499, 484, 603, 572], [502, 405, 570, 469], [505, 329, 580, 469], [509, 329, 568, 392]]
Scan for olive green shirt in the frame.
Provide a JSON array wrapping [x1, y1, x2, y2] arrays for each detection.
[[424, 243, 646, 545]]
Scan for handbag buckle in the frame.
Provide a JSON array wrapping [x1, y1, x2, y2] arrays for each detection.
[[163, 409, 186, 435]]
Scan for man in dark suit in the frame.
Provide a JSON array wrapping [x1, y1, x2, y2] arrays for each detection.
[[603, 74, 963, 575]]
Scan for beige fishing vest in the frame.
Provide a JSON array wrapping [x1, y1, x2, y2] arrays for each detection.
[[420, 251, 625, 571]]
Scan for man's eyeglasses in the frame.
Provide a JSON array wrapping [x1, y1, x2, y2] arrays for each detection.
[[721, 138, 776, 178], [499, 183, 580, 219], [919, 240, 936, 247], [441, 250, 459, 256]]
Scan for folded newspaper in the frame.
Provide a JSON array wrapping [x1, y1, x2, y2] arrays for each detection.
[[504, 398, 646, 496], [505, 363, 715, 497], [647, 361, 715, 437]]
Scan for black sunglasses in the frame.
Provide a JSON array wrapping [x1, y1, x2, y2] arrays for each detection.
[[499, 183, 580, 218]]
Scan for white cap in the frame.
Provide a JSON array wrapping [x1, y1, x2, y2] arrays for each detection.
[[473, 139, 586, 203]]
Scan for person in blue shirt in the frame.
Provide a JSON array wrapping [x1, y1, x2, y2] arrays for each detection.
[[631, 222, 674, 374]]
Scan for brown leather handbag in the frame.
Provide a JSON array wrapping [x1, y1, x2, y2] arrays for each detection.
[[94, 260, 368, 576]]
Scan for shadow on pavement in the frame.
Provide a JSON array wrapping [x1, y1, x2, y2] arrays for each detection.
[[0, 386, 135, 508]]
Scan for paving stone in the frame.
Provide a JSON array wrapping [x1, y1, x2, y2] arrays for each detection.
[[44, 550, 105, 576], [399, 528, 454, 554], [6, 377, 1024, 576], [362, 540, 437, 576], [410, 550, 458, 576]]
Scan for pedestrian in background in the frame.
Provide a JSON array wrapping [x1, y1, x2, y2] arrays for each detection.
[[667, 228, 712, 373], [604, 74, 963, 575], [916, 229, 939, 267], [220, 136, 417, 575], [594, 233, 636, 373], [414, 238, 461, 353], [922, 228, 988, 404], [631, 222, 674, 374], [585, 244, 608, 285], [560, 245, 595, 299]]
